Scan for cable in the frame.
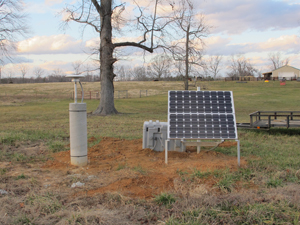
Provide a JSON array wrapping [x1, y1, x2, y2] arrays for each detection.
[[207, 140, 225, 151], [152, 136, 165, 151], [152, 137, 158, 150], [79, 81, 84, 103]]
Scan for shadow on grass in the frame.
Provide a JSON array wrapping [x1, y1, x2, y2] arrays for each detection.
[[240, 128, 300, 136]]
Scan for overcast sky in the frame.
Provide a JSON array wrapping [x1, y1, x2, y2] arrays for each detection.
[[4, 0, 300, 77]]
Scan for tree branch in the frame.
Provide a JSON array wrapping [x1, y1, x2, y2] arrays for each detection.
[[91, 0, 102, 15], [113, 42, 153, 53]]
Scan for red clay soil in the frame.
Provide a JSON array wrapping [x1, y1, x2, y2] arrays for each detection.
[[43, 137, 246, 199]]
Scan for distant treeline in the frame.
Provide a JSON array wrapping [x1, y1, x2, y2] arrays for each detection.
[[0, 75, 100, 84], [0, 73, 219, 84]]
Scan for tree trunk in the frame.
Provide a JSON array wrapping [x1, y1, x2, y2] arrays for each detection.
[[184, 25, 190, 90], [93, 0, 118, 115]]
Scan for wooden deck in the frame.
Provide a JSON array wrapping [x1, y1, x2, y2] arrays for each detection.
[[252, 119, 300, 128], [237, 111, 300, 129]]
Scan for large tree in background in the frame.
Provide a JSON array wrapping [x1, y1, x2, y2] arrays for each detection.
[[148, 54, 171, 80], [0, 0, 28, 65], [268, 52, 289, 71], [203, 55, 223, 79], [19, 63, 28, 83], [63, 0, 173, 115], [227, 54, 257, 78], [33, 67, 45, 79], [167, 0, 209, 90]]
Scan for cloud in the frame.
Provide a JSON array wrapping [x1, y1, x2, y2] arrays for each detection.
[[229, 35, 300, 54], [205, 36, 232, 55], [39, 60, 70, 71], [258, 35, 300, 53], [17, 35, 86, 54], [1, 56, 34, 66], [205, 34, 300, 56], [195, 0, 300, 34], [85, 38, 99, 48]]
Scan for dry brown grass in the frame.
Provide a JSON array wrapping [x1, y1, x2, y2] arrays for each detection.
[[0, 81, 186, 102]]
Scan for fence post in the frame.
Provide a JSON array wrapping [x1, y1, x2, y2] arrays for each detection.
[[146, 90, 148, 97], [90, 91, 91, 100], [126, 90, 128, 98]]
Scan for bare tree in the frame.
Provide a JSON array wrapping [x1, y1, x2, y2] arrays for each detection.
[[84, 64, 95, 81], [174, 60, 184, 79], [72, 60, 83, 75], [148, 54, 171, 80], [19, 64, 28, 83], [33, 67, 45, 80], [52, 68, 64, 76], [0, 0, 28, 65], [115, 65, 131, 81], [63, 0, 175, 115], [227, 54, 257, 78], [5, 66, 14, 83], [115, 65, 125, 81], [132, 66, 148, 81], [268, 52, 289, 70], [203, 55, 223, 79], [124, 66, 132, 81], [48, 68, 65, 82], [167, 0, 209, 90]]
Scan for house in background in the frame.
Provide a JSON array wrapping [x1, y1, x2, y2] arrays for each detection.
[[263, 65, 300, 80]]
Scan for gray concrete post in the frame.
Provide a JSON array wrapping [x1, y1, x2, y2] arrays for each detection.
[[69, 103, 88, 166]]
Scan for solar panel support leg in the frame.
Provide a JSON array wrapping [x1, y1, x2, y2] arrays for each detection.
[[197, 140, 201, 154], [165, 139, 169, 164], [236, 139, 240, 166], [180, 139, 184, 152]]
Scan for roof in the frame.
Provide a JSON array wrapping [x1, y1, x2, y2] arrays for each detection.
[[272, 65, 300, 72]]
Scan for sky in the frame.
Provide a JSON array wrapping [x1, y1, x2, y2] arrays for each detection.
[[3, 0, 300, 77]]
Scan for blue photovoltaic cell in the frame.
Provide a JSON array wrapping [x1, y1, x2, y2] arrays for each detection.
[[168, 91, 238, 139]]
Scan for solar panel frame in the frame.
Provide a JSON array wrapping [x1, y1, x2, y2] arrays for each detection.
[[168, 91, 238, 140]]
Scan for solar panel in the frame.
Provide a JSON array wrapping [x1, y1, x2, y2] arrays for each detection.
[[168, 91, 238, 139]]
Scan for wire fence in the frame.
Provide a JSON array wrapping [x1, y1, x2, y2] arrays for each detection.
[[0, 89, 169, 101]]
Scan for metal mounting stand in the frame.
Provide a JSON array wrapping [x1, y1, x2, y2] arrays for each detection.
[[164, 139, 240, 166], [66, 75, 88, 166]]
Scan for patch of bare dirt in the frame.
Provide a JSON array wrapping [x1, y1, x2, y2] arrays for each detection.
[[0, 141, 48, 158], [219, 141, 237, 147], [42, 137, 246, 199]]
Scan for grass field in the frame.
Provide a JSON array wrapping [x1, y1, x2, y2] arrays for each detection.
[[1, 80, 300, 224]]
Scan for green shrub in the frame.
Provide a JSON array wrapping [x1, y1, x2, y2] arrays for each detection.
[[267, 178, 283, 188], [155, 193, 176, 206], [47, 140, 66, 153], [16, 173, 26, 180]]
